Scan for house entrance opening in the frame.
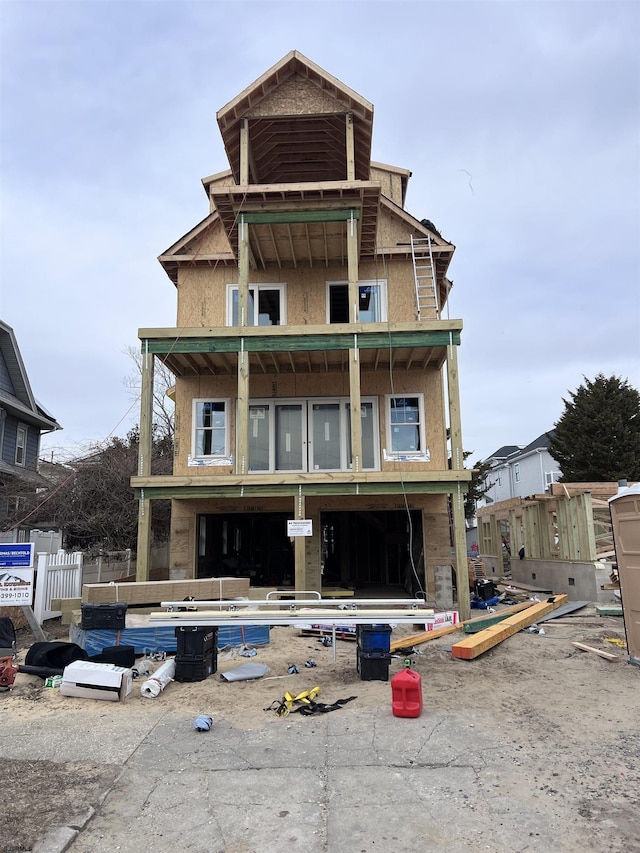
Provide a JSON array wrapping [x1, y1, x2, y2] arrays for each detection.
[[196, 512, 294, 586], [321, 509, 423, 594]]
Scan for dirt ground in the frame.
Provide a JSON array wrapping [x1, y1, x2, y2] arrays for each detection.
[[2, 606, 639, 851]]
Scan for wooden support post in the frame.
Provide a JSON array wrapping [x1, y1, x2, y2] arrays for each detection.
[[240, 118, 249, 185], [236, 215, 250, 475], [136, 347, 154, 582], [294, 491, 306, 592], [347, 211, 362, 471], [445, 340, 469, 618], [452, 485, 470, 621], [345, 113, 355, 180]]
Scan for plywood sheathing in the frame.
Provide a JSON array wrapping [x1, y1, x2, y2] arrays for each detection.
[[370, 161, 411, 207]]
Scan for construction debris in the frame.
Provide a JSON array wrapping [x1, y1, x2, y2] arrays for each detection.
[[571, 642, 620, 662]]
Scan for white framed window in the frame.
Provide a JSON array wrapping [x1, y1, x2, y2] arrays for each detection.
[[385, 395, 426, 456], [514, 463, 521, 483], [15, 424, 27, 466], [326, 280, 388, 323], [545, 470, 561, 490], [496, 472, 502, 486], [192, 399, 229, 458], [246, 397, 379, 473], [226, 284, 286, 326]]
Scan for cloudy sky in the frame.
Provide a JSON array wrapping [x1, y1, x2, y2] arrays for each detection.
[[1, 0, 638, 464]]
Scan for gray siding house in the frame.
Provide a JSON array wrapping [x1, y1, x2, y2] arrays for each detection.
[[0, 320, 61, 526]]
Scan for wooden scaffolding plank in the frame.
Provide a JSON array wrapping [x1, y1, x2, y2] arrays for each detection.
[[451, 594, 568, 660]]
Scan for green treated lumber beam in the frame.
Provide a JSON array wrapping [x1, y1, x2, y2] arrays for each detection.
[[134, 479, 470, 501], [241, 209, 360, 224], [145, 329, 461, 355]]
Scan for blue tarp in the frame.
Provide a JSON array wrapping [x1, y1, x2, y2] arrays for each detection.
[[70, 623, 270, 656]]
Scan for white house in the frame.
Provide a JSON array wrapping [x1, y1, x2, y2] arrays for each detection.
[[483, 433, 561, 505]]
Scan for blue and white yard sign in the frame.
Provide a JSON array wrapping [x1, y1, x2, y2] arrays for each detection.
[[0, 543, 35, 605]]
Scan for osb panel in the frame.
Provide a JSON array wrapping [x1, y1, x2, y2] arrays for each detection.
[[377, 207, 414, 250], [169, 513, 195, 576], [177, 267, 233, 327], [370, 165, 403, 206], [174, 255, 420, 329], [172, 497, 295, 516], [172, 218, 230, 259], [247, 75, 344, 117]]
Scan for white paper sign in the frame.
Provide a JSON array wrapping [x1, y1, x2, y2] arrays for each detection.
[[287, 519, 313, 537]]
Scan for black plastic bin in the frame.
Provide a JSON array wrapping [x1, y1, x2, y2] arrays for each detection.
[[357, 649, 391, 681], [174, 650, 217, 682], [474, 579, 496, 601], [81, 603, 127, 631], [174, 626, 217, 657]]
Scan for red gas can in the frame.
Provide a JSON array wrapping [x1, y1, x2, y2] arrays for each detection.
[[391, 659, 423, 718]]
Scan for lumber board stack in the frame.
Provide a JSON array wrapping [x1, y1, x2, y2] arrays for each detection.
[[82, 577, 250, 606], [451, 594, 568, 660]]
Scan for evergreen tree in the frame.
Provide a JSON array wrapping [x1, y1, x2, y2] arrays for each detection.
[[548, 374, 640, 482], [464, 453, 494, 520]]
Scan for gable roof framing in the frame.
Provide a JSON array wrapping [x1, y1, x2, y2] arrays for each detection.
[[217, 51, 374, 185]]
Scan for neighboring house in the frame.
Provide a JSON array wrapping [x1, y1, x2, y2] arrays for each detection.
[[0, 320, 61, 529], [132, 52, 471, 603], [482, 434, 561, 505]]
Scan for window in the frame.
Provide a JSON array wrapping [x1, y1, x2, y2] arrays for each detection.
[[247, 397, 379, 473], [15, 425, 27, 466], [386, 395, 425, 456], [545, 470, 561, 489], [514, 463, 521, 483], [192, 400, 229, 458], [327, 280, 387, 323], [227, 284, 285, 326]]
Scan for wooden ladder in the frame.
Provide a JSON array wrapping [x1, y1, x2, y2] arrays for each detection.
[[411, 235, 439, 320]]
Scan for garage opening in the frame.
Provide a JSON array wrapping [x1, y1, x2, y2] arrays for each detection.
[[321, 510, 424, 594], [195, 509, 424, 595]]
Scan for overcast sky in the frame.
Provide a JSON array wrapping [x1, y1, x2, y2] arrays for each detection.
[[1, 0, 638, 464]]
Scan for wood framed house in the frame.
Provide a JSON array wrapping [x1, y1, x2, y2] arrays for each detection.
[[0, 320, 61, 531], [132, 52, 471, 615]]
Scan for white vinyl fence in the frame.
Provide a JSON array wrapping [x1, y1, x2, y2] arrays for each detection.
[[33, 551, 83, 624]]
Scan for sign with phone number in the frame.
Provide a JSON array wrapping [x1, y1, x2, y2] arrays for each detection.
[[0, 545, 35, 605]]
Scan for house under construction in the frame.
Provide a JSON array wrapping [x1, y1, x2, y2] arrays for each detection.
[[131, 52, 472, 617]]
